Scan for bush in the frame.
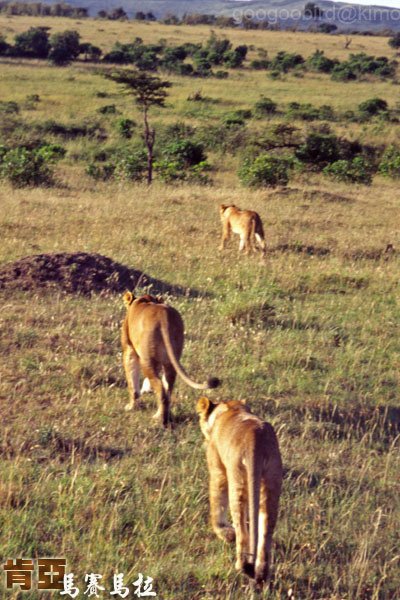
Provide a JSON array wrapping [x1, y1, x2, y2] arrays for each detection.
[[98, 104, 118, 115], [296, 132, 340, 165], [378, 145, 400, 178], [86, 148, 147, 182], [13, 27, 50, 59], [388, 32, 400, 49], [116, 118, 136, 138], [0, 147, 54, 187], [161, 139, 206, 167], [0, 34, 11, 56], [36, 144, 66, 162], [307, 50, 338, 73], [86, 162, 115, 180], [114, 150, 147, 181], [254, 96, 277, 116], [250, 59, 269, 70], [239, 154, 290, 187], [331, 53, 396, 82], [270, 51, 304, 73], [156, 138, 210, 183], [48, 30, 80, 65], [358, 97, 388, 117], [0, 101, 19, 114], [323, 156, 373, 184], [155, 159, 211, 184]]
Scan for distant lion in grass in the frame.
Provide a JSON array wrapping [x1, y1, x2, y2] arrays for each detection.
[[196, 397, 282, 584], [121, 293, 220, 427], [219, 204, 266, 257]]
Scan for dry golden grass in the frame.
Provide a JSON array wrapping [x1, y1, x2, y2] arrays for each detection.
[[0, 18, 399, 599]]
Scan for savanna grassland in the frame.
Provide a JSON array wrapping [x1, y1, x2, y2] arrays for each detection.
[[0, 16, 399, 600]]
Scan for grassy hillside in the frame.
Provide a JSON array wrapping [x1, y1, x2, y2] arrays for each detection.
[[0, 16, 399, 600]]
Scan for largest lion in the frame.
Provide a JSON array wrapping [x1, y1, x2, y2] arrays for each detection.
[[121, 293, 220, 427]]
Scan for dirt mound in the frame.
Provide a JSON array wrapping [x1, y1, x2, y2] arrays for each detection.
[[0, 252, 143, 295]]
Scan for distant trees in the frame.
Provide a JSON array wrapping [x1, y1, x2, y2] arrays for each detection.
[[134, 11, 156, 21], [96, 7, 128, 20], [304, 2, 324, 18], [388, 32, 400, 49], [0, 1, 88, 17]]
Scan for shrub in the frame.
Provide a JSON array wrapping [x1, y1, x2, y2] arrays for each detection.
[[13, 27, 50, 59], [270, 51, 304, 73], [48, 30, 80, 65], [223, 113, 246, 128], [36, 120, 105, 139], [214, 70, 229, 79], [254, 96, 277, 116], [388, 32, 400, 49], [156, 138, 210, 183], [239, 154, 290, 187], [378, 145, 400, 178], [36, 144, 66, 162], [86, 163, 115, 180], [161, 139, 206, 167], [0, 34, 11, 56], [286, 102, 320, 121], [0, 147, 54, 187], [155, 159, 211, 184], [323, 156, 373, 184], [0, 101, 19, 114], [307, 50, 338, 73], [24, 94, 40, 110], [98, 104, 118, 115], [296, 132, 340, 165], [331, 53, 396, 82], [116, 118, 136, 138], [268, 70, 281, 80], [358, 97, 388, 117], [250, 59, 269, 70], [114, 150, 147, 181]]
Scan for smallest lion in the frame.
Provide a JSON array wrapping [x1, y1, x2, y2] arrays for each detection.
[[219, 204, 266, 257], [197, 397, 282, 584]]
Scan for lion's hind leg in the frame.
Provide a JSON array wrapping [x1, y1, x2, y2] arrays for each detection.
[[123, 345, 141, 411], [208, 448, 235, 544], [142, 363, 170, 428]]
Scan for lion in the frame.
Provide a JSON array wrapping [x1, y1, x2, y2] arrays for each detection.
[[121, 293, 220, 427], [196, 397, 282, 584], [219, 204, 266, 257]]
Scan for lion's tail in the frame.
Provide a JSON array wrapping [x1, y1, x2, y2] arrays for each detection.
[[243, 437, 263, 579], [160, 313, 220, 390]]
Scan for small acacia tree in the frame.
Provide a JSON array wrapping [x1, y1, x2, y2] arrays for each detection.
[[104, 70, 171, 184]]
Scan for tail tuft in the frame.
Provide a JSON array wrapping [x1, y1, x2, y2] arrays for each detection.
[[207, 377, 221, 389]]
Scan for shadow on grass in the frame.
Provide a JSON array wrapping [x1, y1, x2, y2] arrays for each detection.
[[294, 402, 400, 447]]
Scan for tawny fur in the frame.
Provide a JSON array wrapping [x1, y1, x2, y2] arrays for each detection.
[[197, 397, 282, 584], [219, 204, 266, 257], [121, 293, 219, 427]]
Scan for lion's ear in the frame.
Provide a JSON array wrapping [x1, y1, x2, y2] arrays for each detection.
[[196, 396, 210, 415], [123, 291, 134, 307], [240, 399, 247, 405]]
